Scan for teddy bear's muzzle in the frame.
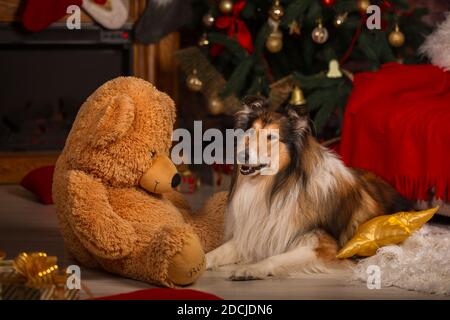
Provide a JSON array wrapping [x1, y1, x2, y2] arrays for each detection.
[[139, 155, 181, 194]]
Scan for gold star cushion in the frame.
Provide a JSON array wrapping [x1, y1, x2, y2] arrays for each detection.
[[336, 207, 439, 259]]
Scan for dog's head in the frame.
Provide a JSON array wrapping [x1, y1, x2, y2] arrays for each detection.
[[233, 96, 311, 177]]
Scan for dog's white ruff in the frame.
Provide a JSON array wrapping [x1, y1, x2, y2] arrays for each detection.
[[353, 224, 450, 295]]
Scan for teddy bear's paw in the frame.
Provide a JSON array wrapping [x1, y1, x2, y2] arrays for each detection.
[[228, 265, 270, 281], [167, 233, 205, 286]]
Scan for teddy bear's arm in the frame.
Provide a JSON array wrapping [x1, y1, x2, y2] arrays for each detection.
[[189, 191, 228, 253], [66, 170, 138, 260], [164, 189, 191, 211]]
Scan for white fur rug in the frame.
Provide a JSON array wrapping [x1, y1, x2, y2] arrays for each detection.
[[353, 224, 450, 295]]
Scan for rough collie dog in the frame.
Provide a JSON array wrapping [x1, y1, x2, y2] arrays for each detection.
[[206, 96, 411, 280]]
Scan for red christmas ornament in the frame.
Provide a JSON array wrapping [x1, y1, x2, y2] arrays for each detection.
[[321, 0, 336, 7]]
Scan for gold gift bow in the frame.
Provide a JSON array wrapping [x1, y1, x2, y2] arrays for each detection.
[[1, 251, 94, 299], [12, 252, 66, 288]]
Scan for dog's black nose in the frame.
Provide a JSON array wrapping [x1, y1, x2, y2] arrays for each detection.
[[171, 173, 181, 188]]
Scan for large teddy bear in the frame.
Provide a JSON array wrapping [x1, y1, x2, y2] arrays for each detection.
[[53, 77, 227, 287]]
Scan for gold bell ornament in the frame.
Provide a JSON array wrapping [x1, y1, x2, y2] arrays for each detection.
[[186, 69, 203, 92], [327, 59, 343, 78], [289, 86, 306, 106], [311, 19, 329, 44], [336, 207, 438, 259], [388, 24, 405, 48]]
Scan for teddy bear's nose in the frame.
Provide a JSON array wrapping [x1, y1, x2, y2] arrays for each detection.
[[171, 173, 181, 188]]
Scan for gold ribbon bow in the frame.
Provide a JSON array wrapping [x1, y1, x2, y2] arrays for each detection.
[[12, 252, 63, 288]]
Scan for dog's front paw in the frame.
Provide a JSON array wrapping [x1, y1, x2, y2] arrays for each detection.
[[228, 265, 268, 281]]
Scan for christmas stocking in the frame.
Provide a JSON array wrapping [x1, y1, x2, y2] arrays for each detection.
[[82, 0, 130, 30], [22, 0, 82, 32], [134, 0, 192, 44]]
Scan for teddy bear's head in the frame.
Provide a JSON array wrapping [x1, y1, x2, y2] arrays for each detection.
[[61, 77, 180, 192]]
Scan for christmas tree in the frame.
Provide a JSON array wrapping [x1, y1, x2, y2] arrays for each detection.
[[179, 0, 430, 138]]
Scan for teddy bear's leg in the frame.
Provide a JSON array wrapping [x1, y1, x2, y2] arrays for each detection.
[[58, 213, 100, 269], [187, 191, 228, 253], [145, 224, 206, 286], [101, 223, 206, 287]]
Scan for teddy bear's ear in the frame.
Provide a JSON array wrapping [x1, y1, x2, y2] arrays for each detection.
[[90, 95, 135, 147]]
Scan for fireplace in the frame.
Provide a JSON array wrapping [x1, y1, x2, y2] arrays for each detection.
[[0, 23, 133, 152], [0, 23, 133, 183]]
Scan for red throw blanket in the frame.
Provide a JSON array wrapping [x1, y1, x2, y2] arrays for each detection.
[[340, 63, 450, 201]]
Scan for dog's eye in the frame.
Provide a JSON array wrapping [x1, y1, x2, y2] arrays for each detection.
[[149, 151, 156, 158]]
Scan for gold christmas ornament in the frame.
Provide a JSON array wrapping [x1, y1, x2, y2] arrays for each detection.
[[186, 69, 203, 92], [389, 24, 405, 48], [289, 86, 306, 106], [265, 28, 283, 53], [198, 33, 209, 47], [202, 12, 215, 27], [311, 20, 328, 44], [357, 0, 371, 12], [208, 96, 225, 115], [336, 207, 438, 259], [174, 47, 242, 115], [327, 59, 343, 78], [268, 0, 284, 21], [288, 20, 301, 35], [333, 12, 348, 28], [218, 0, 234, 15]]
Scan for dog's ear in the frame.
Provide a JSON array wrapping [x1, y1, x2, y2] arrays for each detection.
[[241, 96, 269, 111], [234, 96, 268, 129], [285, 105, 310, 137]]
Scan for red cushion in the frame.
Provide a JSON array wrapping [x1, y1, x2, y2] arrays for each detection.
[[20, 165, 55, 205], [95, 288, 222, 300]]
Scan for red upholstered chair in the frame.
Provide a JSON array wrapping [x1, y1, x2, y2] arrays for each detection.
[[340, 63, 450, 216]]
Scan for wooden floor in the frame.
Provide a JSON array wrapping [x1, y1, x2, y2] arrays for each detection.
[[0, 185, 448, 300]]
